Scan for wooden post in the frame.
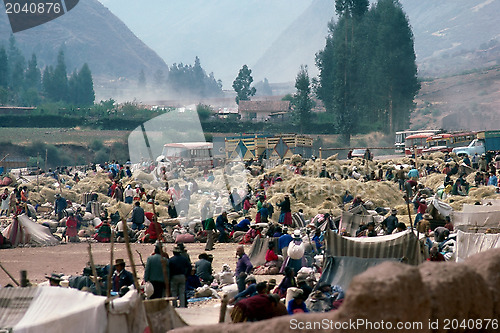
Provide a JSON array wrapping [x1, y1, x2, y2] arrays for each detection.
[[122, 218, 140, 291], [87, 242, 102, 296], [219, 294, 229, 323], [319, 147, 322, 160], [405, 195, 414, 232], [20, 270, 28, 287], [150, 200, 170, 297], [106, 230, 115, 298], [0, 262, 20, 286]]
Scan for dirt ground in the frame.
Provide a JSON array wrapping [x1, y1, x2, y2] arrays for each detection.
[[0, 241, 252, 289]]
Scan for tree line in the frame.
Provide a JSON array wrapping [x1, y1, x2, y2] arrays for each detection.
[[138, 56, 223, 98], [0, 36, 95, 107]]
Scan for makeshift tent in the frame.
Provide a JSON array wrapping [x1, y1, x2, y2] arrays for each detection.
[[0, 287, 107, 333], [339, 211, 375, 236], [451, 208, 500, 233], [426, 198, 452, 219], [316, 256, 398, 290], [455, 230, 500, 262], [247, 237, 280, 267], [1, 215, 59, 247], [323, 230, 425, 265], [291, 212, 306, 228], [0, 287, 151, 333], [426, 198, 453, 230]]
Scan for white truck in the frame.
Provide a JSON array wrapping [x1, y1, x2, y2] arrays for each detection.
[[452, 131, 500, 157]]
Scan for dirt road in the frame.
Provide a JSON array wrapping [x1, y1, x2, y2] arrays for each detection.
[[0, 241, 243, 288]]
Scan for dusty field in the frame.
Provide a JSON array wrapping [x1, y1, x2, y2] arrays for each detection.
[[0, 241, 247, 289]]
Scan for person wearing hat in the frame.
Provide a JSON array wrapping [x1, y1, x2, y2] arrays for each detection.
[[417, 214, 432, 234], [131, 201, 145, 230], [287, 289, 309, 315], [46, 273, 63, 287], [278, 228, 293, 262], [144, 244, 168, 299], [296, 273, 312, 299], [111, 259, 134, 293], [176, 243, 192, 265], [382, 208, 399, 235], [267, 278, 277, 294], [284, 231, 305, 277], [168, 245, 191, 307], [54, 193, 67, 221], [94, 218, 112, 243], [229, 275, 257, 304]]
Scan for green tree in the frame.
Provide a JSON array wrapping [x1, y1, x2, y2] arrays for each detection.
[[0, 47, 8, 87], [52, 50, 69, 102], [8, 36, 26, 96], [232, 64, 256, 105], [77, 63, 95, 106], [292, 65, 314, 133], [367, 0, 420, 132], [196, 103, 213, 121], [316, 0, 417, 141], [25, 54, 41, 90]]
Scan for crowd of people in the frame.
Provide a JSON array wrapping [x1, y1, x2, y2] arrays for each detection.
[[2, 148, 500, 321]]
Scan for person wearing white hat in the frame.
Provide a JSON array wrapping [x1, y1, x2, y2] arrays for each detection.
[[284, 230, 305, 275]]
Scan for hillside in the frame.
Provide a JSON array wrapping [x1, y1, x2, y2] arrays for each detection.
[[98, 0, 499, 87], [0, 0, 169, 87], [412, 66, 500, 131]]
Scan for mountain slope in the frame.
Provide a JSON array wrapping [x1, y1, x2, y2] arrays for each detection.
[[99, 0, 499, 86], [252, 0, 334, 83], [98, 0, 314, 87], [0, 0, 169, 83]]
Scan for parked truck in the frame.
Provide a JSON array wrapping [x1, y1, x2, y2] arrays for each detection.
[[452, 130, 500, 156]]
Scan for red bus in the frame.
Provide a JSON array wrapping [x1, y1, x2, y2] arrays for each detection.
[[423, 132, 476, 154], [404, 133, 433, 156]]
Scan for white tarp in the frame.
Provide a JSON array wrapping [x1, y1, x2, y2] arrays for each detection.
[[0, 287, 148, 333], [481, 199, 500, 206], [427, 198, 453, 218], [462, 204, 500, 213], [455, 230, 500, 262], [0, 287, 106, 333], [1, 215, 59, 247], [452, 210, 500, 232]]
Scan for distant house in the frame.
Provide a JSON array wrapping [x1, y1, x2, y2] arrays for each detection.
[[238, 100, 290, 122]]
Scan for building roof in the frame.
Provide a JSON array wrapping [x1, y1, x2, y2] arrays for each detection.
[[239, 100, 290, 113]]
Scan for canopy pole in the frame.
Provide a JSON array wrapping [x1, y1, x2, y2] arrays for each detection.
[[0, 262, 20, 286], [106, 230, 115, 298], [87, 242, 102, 295]]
